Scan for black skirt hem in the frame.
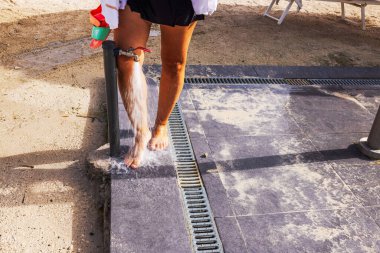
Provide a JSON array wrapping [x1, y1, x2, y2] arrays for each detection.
[[127, 0, 204, 27]]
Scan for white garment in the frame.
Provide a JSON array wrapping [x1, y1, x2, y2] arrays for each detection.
[[100, 0, 125, 29], [191, 0, 218, 15], [100, 0, 217, 29]]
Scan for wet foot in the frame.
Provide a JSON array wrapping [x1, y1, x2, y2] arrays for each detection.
[[148, 124, 169, 151], [124, 129, 151, 169]]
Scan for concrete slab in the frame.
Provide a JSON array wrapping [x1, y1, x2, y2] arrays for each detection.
[[177, 66, 380, 252], [290, 108, 373, 135], [366, 207, 380, 228], [143, 65, 258, 80], [109, 65, 380, 253], [340, 89, 380, 115], [111, 77, 192, 253], [218, 162, 357, 216], [185, 65, 258, 78], [266, 84, 375, 135], [207, 135, 322, 170], [180, 110, 206, 140], [215, 217, 247, 253], [283, 86, 370, 111], [188, 87, 273, 111], [236, 208, 380, 253], [188, 137, 216, 172], [111, 177, 192, 253], [178, 89, 196, 111], [201, 172, 234, 218], [332, 164, 380, 207], [196, 109, 301, 137]]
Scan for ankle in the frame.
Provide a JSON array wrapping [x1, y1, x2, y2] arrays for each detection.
[[154, 120, 167, 128], [151, 124, 167, 137], [153, 123, 168, 133], [135, 126, 150, 136]]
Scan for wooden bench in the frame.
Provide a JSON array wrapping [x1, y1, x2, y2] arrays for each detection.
[[263, 0, 380, 30]]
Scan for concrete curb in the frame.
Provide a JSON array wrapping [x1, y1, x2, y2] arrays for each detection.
[[86, 143, 111, 253]]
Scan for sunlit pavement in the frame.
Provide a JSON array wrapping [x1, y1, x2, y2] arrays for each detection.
[[111, 65, 380, 253]]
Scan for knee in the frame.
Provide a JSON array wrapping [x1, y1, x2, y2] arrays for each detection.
[[162, 59, 186, 77]]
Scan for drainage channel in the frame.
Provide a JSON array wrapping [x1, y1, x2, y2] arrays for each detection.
[[168, 104, 223, 253], [184, 77, 380, 87], [308, 79, 380, 86], [184, 77, 285, 85]]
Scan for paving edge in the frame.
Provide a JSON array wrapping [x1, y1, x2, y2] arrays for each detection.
[[86, 143, 112, 253]]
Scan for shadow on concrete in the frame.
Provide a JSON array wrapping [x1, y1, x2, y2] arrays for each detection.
[[197, 144, 370, 174]]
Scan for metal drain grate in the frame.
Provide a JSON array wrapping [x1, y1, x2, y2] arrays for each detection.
[[168, 104, 223, 253], [184, 77, 285, 85], [285, 79, 312, 86], [308, 79, 380, 86], [184, 77, 380, 87]]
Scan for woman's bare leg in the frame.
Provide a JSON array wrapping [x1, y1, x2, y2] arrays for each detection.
[[115, 6, 152, 168], [148, 21, 197, 151]]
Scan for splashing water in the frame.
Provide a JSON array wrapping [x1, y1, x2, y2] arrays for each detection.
[[110, 149, 167, 174], [121, 60, 152, 166], [110, 158, 130, 174], [139, 149, 170, 167], [125, 61, 149, 136]]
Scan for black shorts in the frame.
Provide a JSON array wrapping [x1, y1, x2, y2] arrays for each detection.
[[127, 0, 204, 27]]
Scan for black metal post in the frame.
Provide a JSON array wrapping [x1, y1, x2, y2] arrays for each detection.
[[359, 105, 380, 159], [102, 40, 120, 157]]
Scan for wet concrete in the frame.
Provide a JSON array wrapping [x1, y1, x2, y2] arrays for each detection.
[[110, 77, 192, 253], [179, 66, 380, 252], [110, 65, 380, 252]]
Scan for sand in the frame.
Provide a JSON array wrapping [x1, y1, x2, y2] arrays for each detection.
[[0, 0, 379, 252]]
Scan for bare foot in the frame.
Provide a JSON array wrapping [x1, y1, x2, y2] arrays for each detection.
[[124, 129, 151, 169], [148, 124, 169, 151]]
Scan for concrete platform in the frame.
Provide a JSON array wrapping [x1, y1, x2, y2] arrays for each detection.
[[179, 66, 380, 253], [109, 65, 380, 253], [110, 78, 192, 253]]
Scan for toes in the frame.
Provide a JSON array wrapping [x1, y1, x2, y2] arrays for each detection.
[[151, 140, 159, 151], [131, 153, 143, 169], [125, 157, 139, 169], [147, 136, 169, 151], [158, 141, 167, 150], [130, 161, 139, 169], [148, 139, 156, 151], [147, 141, 153, 150], [148, 144, 155, 151], [124, 150, 139, 169], [124, 157, 133, 167]]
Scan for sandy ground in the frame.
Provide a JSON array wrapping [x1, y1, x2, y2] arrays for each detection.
[[0, 0, 379, 252]]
